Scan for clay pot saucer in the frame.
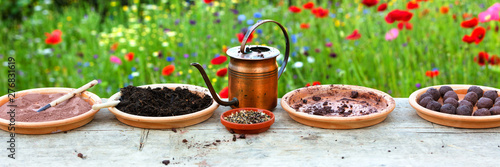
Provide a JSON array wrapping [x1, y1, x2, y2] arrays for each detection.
[[107, 84, 219, 129], [281, 85, 396, 129], [409, 85, 500, 129], [220, 108, 275, 134], [0, 88, 102, 134]]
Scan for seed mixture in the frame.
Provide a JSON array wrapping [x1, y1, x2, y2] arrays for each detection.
[[223, 110, 271, 124]]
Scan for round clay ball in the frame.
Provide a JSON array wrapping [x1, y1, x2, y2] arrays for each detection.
[[456, 105, 473, 116], [467, 86, 483, 97], [483, 90, 498, 101], [458, 100, 473, 108], [477, 97, 493, 109], [490, 106, 500, 115], [473, 108, 491, 116], [495, 101, 500, 107], [419, 97, 434, 107], [426, 101, 442, 111], [463, 92, 479, 105], [440, 104, 456, 114], [495, 97, 500, 104], [418, 93, 433, 103], [426, 88, 441, 101], [444, 98, 459, 108], [439, 86, 453, 98], [443, 91, 459, 101]]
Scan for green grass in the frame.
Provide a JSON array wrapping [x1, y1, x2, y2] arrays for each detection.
[[1, 0, 499, 98]]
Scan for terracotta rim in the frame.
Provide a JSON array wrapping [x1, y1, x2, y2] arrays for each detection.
[[220, 108, 275, 130], [409, 84, 500, 122], [107, 84, 219, 123], [281, 84, 396, 122], [0, 87, 102, 128]]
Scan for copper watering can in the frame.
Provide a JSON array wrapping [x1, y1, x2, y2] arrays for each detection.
[[191, 20, 290, 111]]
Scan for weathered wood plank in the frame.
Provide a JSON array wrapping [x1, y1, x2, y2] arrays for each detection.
[[1, 98, 499, 166]]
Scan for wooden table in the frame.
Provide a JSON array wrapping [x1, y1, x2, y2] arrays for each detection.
[[1, 98, 500, 166]]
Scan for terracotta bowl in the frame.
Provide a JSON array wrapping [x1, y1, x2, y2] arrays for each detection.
[[107, 84, 219, 129], [0, 88, 102, 134], [220, 108, 275, 134], [281, 85, 396, 129], [409, 85, 500, 128]]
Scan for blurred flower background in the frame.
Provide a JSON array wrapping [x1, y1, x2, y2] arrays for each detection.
[[1, 0, 500, 98]]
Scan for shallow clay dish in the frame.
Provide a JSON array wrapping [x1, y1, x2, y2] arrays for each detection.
[[108, 84, 219, 129], [0, 88, 102, 134], [220, 108, 275, 134], [409, 85, 500, 129], [281, 85, 396, 129]]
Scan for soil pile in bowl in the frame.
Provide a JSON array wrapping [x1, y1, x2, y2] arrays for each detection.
[[115, 86, 213, 117], [0, 93, 92, 122], [291, 90, 386, 117]]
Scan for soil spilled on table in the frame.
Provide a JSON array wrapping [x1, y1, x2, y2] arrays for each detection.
[[115, 86, 213, 117]]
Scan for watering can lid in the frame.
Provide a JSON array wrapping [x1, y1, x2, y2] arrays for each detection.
[[226, 45, 280, 60]]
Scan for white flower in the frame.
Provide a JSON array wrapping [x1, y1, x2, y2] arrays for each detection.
[[307, 57, 315, 63], [293, 61, 303, 68], [34, 6, 42, 11], [132, 72, 140, 77]]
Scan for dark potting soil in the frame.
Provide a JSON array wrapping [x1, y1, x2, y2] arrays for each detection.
[[116, 86, 213, 117]]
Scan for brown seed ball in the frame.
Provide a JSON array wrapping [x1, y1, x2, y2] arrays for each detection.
[[418, 93, 433, 103], [467, 86, 483, 97], [419, 97, 434, 107], [490, 106, 500, 115], [495, 101, 500, 107], [440, 104, 456, 114], [444, 98, 459, 108], [483, 90, 498, 101], [463, 92, 479, 105], [443, 91, 459, 101], [439, 86, 453, 98], [456, 105, 473, 116], [426, 88, 441, 101], [426, 101, 442, 111], [474, 108, 491, 116], [477, 97, 493, 109], [495, 97, 500, 104], [459, 100, 473, 108]]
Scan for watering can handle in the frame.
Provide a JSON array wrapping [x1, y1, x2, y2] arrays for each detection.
[[239, 20, 290, 79]]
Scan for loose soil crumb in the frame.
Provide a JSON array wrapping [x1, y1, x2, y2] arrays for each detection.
[[162, 160, 170, 165], [182, 139, 188, 143], [171, 128, 177, 133], [239, 134, 246, 139], [232, 135, 237, 141], [116, 86, 213, 117], [77, 153, 86, 159]]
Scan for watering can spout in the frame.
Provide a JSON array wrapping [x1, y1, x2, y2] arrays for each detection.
[[190, 63, 239, 107]]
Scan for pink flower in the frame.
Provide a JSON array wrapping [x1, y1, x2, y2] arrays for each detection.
[[385, 28, 399, 41], [478, 3, 500, 22], [110, 56, 122, 65]]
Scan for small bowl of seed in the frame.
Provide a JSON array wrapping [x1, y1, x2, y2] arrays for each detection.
[[220, 108, 275, 134]]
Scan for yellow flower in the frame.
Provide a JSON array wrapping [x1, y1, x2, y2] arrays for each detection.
[[54, 66, 60, 71], [66, 16, 72, 21], [111, 1, 117, 7], [188, 69, 192, 74], [335, 20, 341, 27], [179, 71, 183, 75], [89, 62, 94, 67], [208, 65, 213, 69], [123, 5, 128, 11], [212, 78, 217, 83], [145, 15, 151, 21]]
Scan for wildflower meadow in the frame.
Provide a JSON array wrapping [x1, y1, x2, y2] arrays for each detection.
[[1, 0, 500, 98]]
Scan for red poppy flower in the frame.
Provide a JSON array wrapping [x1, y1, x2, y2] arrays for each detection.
[[311, 7, 329, 18], [377, 3, 387, 12], [110, 43, 118, 51], [462, 13, 472, 19], [462, 26, 486, 44], [303, 2, 314, 9], [425, 70, 439, 78], [397, 22, 413, 30], [346, 29, 361, 40], [440, 6, 449, 14], [203, 0, 213, 3], [162, 65, 175, 76], [45, 30, 62, 45], [362, 0, 379, 7], [289, 6, 302, 13], [461, 18, 478, 28], [216, 68, 228, 77], [385, 10, 413, 24], [489, 55, 500, 65], [211, 55, 228, 65], [474, 51, 489, 66], [312, 81, 321, 86], [300, 23, 310, 29], [407, 1, 419, 10], [237, 32, 254, 43], [305, 83, 311, 87], [125, 52, 134, 61], [219, 87, 229, 98]]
